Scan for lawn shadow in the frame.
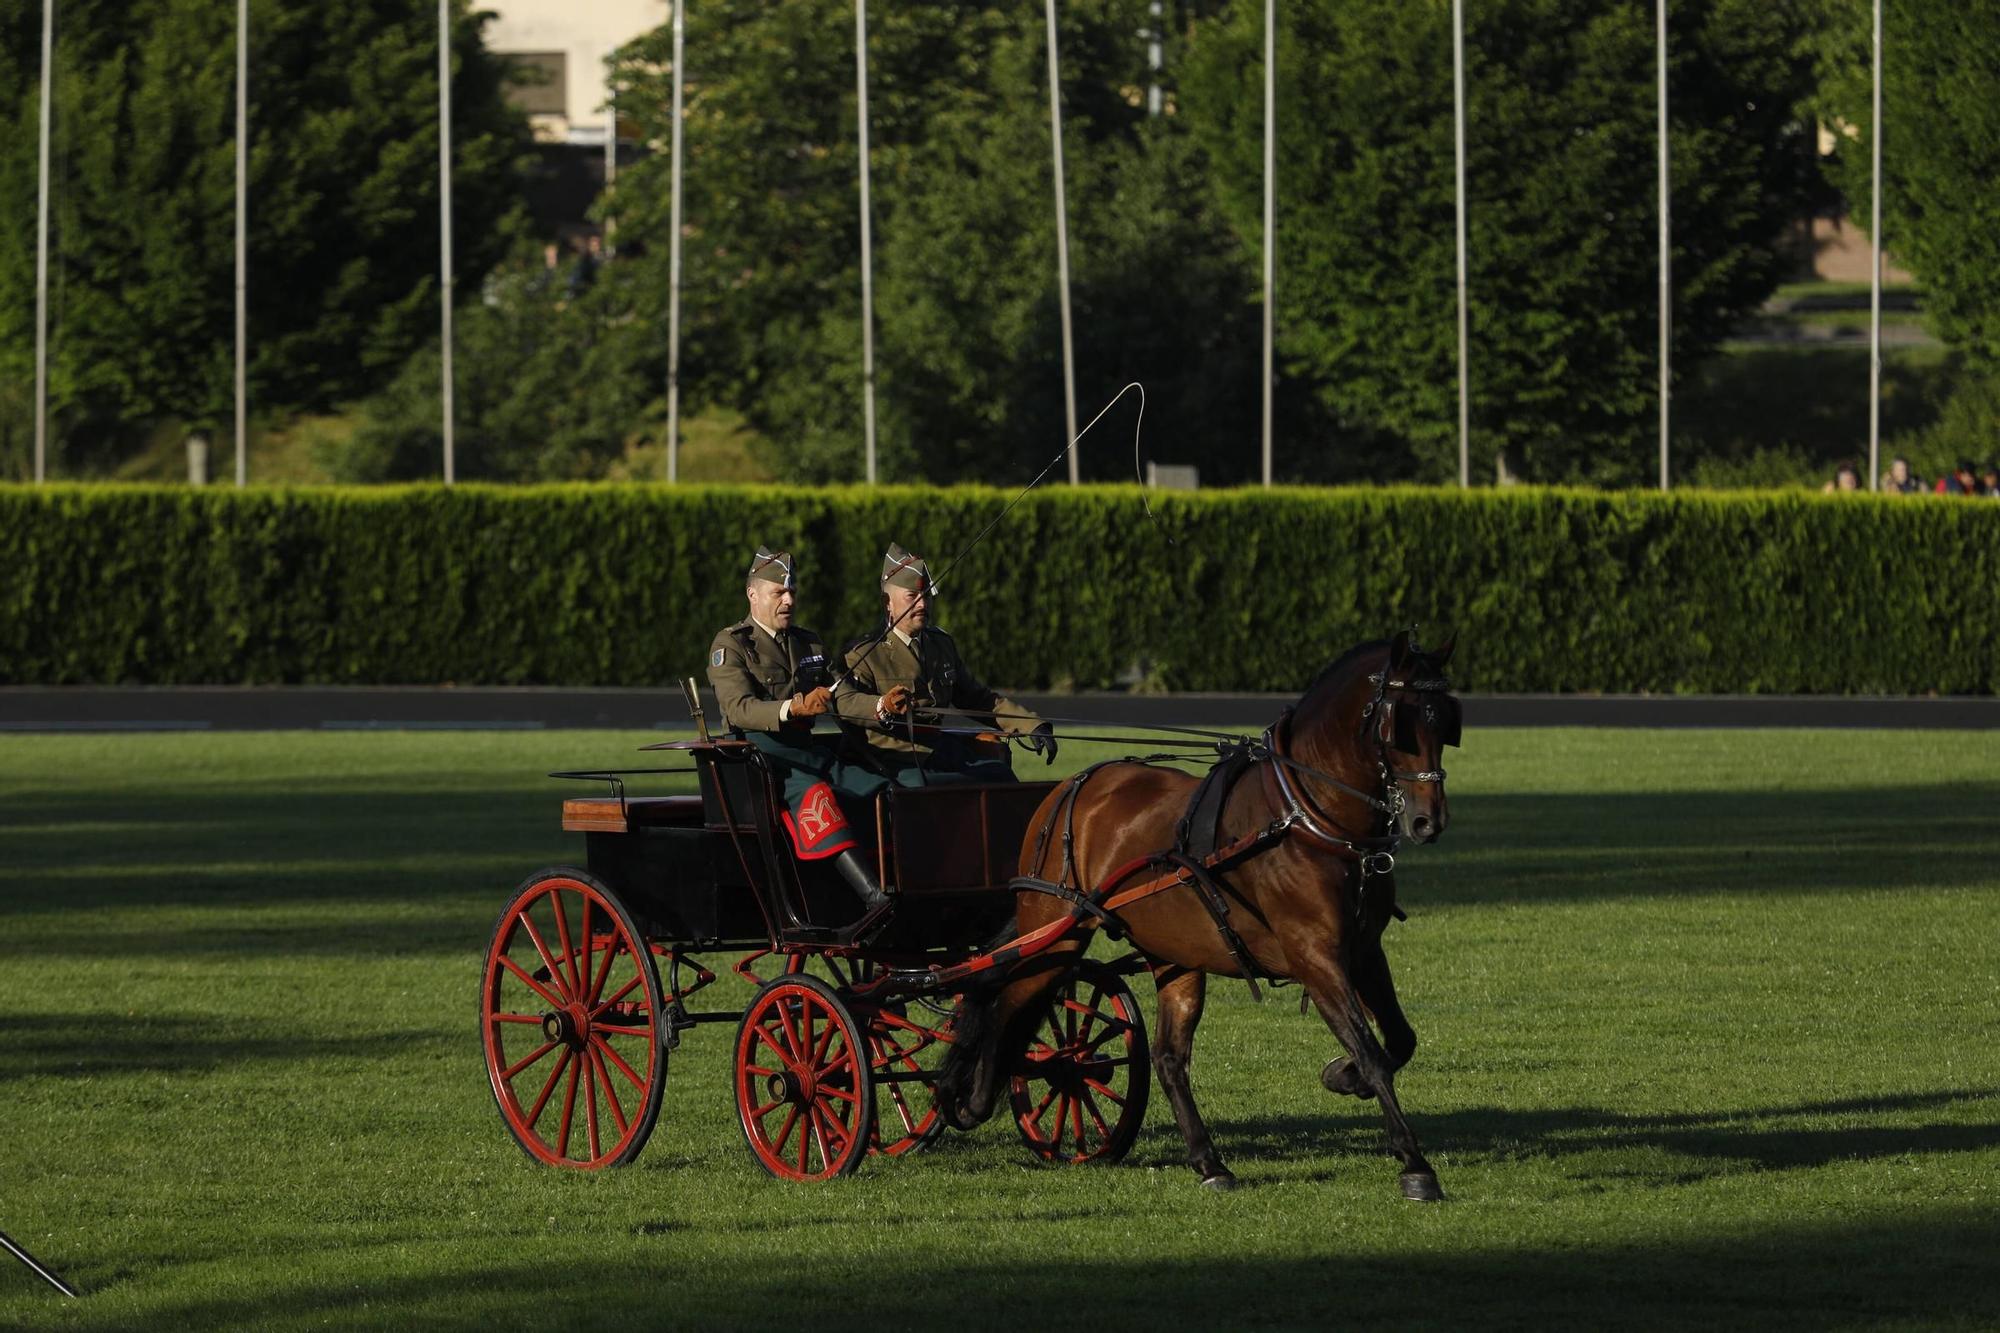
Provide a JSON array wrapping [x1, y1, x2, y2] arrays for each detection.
[[1185, 1087, 2000, 1183], [1403, 783, 2000, 906], [0, 1013, 439, 1081], [103, 1204, 2000, 1329]]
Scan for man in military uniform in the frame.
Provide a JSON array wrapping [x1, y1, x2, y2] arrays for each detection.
[[838, 543, 1056, 785], [706, 546, 909, 926]]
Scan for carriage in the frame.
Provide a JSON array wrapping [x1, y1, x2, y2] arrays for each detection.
[[478, 726, 1153, 1181]]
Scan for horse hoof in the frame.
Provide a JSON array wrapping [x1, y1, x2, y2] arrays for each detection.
[[1320, 1058, 1376, 1100], [1399, 1172, 1445, 1203], [1200, 1173, 1240, 1192], [933, 1092, 982, 1133]]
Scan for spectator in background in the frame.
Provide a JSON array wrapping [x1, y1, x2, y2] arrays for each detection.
[[1823, 463, 1861, 493], [1936, 460, 1980, 495], [1980, 463, 2000, 498], [1883, 456, 1925, 494], [526, 241, 563, 297], [567, 234, 601, 300]]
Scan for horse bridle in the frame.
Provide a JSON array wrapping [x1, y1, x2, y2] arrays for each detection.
[[1261, 669, 1458, 878], [1360, 669, 1454, 793]]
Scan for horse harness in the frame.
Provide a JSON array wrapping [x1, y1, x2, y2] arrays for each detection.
[[1013, 694, 1448, 998]]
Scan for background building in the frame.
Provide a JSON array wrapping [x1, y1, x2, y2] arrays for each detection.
[[485, 0, 667, 145], [484, 0, 667, 239]]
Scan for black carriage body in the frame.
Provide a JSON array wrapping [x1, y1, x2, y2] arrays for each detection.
[[559, 742, 1057, 957], [489, 742, 1150, 1178]]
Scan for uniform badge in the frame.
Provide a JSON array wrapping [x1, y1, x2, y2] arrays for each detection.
[[711, 648, 726, 666]]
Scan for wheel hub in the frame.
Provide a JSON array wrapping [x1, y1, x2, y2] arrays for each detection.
[[541, 1004, 592, 1049], [768, 1067, 808, 1104]]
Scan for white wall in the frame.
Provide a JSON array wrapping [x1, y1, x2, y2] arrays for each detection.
[[483, 0, 670, 142]]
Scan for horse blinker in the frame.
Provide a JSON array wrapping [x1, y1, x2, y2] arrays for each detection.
[[1389, 694, 1460, 753]]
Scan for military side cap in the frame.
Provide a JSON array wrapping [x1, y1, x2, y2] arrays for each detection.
[[747, 545, 794, 588], [881, 543, 932, 592]]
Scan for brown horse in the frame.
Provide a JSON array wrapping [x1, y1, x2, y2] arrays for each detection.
[[935, 632, 1459, 1200]]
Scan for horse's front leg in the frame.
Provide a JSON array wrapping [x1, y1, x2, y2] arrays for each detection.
[[1321, 928, 1416, 1099], [1293, 944, 1444, 1202], [1148, 964, 1235, 1190]]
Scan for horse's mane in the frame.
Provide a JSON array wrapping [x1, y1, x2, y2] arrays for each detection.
[[1300, 638, 1392, 703]]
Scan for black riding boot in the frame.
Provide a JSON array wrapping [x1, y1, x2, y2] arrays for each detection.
[[832, 849, 890, 911], [831, 849, 892, 942]]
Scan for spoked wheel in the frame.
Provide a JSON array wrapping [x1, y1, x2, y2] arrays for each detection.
[[481, 869, 667, 1169], [786, 955, 951, 1156], [735, 974, 875, 1180], [1009, 959, 1151, 1165]]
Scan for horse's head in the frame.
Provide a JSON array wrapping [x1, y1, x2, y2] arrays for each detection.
[[1370, 630, 1459, 843], [1294, 630, 1461, 845]]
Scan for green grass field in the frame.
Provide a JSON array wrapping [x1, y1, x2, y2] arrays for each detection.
[[2, 728, 1997, 1330]]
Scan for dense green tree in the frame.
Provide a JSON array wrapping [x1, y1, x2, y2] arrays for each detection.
[[603, 0, 1260, 484], [329, 250, 661, 482], [0, 0, 527, 458], [1817, 0, 2000, 368], [1181, 0, 1822, 484]]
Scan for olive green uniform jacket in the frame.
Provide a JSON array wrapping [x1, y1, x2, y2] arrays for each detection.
[[705, 618, 834, 734], [840, 627, 1043, 759], [705, 617, 885, 858]]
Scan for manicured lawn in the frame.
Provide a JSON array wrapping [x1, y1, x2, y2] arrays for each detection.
[[1, 728, 1996, 1329]]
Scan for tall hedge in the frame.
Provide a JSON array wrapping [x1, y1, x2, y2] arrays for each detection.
[[2, 485, 1996, 693]]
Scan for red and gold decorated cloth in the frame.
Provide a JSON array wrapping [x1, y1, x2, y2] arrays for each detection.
[[780, 781, 858, 860]]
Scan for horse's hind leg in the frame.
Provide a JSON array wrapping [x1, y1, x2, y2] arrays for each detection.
[[1321, 933, 1416, 1100], [936, 926, 1092, 1130], [1149, 965, 1235, 1190], [1293, 948, 1443, 1202]]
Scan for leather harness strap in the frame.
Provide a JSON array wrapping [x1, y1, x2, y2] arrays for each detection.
[[1010, 707, 1415, 988]]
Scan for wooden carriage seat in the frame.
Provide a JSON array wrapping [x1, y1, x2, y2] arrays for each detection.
[[561, 795, 704, 834], [881, 781, 1059, 895]]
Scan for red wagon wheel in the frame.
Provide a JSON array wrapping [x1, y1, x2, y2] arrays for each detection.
[[481, 869, 667, 1169], [1009, 960, 1151, 1165], [863, 1000, 954, 1156], [785, 955, 950, 1156], [734, 975, 875, 1180]]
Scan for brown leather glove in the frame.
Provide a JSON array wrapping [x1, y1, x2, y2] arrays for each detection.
[[790, 686, 833, 718], [877, 684, 913, 718]]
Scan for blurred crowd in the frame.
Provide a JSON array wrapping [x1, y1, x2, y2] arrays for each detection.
[[1824, 457, 2000, 496]]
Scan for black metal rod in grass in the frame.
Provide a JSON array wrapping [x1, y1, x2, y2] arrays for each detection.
[[0, 1227, 78, 1298]]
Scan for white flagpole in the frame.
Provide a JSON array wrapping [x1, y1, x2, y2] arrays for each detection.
[[235, 0, 248, 487], [1261, 0, 1274, 488], [603, 89, 616, 254], [1044, 0, 1079, 480], [1868, 0, 1882, 491], [33, 0, 54, 482], [666, 0, 686, 483], [1656, 0, 1670, 491], [1452, 0, 1469, 488], [439, 0, 456, 485], [856, 0, 877, 484]]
